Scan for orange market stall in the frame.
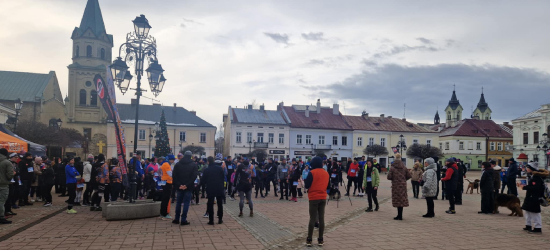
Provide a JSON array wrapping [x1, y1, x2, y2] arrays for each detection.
[[0, 130, 28, 153]]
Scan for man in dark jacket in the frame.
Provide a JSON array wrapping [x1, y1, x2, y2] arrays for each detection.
[[18, 153, 34, 206], [0, 148, 15, 224], [55, 158, 66, 196], [202, 154, 225, 225], [225, 156, 234, 199], [455, 159, 467, 205], [433, 156, 442, 200], [478, 162, 494, 214], [507, 158, 519, 196], [266, 159, 278, 197], [172, 151, 198, 226]]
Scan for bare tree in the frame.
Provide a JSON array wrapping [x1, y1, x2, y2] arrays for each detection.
[[181, 145, 205, 156], [406, 144, 444, 163], [363, 144, 389, 158], [15, 121, 85, 152], [250, 149, 267, 162]]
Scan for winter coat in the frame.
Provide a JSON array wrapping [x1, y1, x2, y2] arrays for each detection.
[[289, 164, 301, 182], [442, 163, 458, 191], [347, 163, 359, 178], [410, 167, 423, 182], [65, 164, 80, 184], [422, 163, 437, 197], [363, 166, 380, 188], [387, 160, 411, 207], [480, 168, 494, 193], [507, 161, 519, 181], [277, 163, 290, 181], [0, 154, 14, 187], [492, 166, 501, 191], [267, 163, 277, 179], [172, 157, 198, 192], [83, 161, 92, 182], [31, 162, 42, 186], [202, 161, 225, 196], [42, 167, 55, 186], [521, 169, 549, 213]]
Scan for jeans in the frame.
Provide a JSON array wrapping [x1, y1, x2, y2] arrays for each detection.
[[238, 190, 253, 212], [425, 197, 434, 216], [365, 182, 378, 208], [20, 180, 31, 203], [0, 186, 8, 219], [207, 195, 224, 223], [160, 183, 172, 216], [279, 181, 288, 199], [307, 200, 326, 240], [411, 181, 420, 198], [175, 190, 192, 222], [44, 184, 53, 203]]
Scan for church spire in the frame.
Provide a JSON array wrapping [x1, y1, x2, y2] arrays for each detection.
[[448, 90, 460, 110], [434, 110, 440, 125], [79, 0, 106, 37], [476, 89, 489, 113]]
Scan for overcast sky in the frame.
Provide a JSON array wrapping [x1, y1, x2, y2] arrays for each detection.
[[2, 0, 550, 127]]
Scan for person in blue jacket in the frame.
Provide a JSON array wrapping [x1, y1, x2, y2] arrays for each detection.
[[65, 158, 80, 214]]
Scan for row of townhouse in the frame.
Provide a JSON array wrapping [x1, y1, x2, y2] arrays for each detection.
[[222, 99, 438, 168]]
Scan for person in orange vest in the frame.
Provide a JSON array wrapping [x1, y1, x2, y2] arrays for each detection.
[[304, 156, 329, 247], [159, 155, 174, 220]]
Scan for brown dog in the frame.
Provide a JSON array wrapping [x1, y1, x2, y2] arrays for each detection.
[[465, 179, 480, 194], [494, 194, 523, 217]]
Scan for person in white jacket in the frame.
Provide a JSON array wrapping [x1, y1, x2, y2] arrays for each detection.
[[82, 155, 93, 206]]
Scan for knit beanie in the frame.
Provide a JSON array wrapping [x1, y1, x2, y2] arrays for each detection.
[[310, 156, 323, 169], [527, 162, 539, 171], [0, 148, 8, 157], [446, 158, 455, 164]]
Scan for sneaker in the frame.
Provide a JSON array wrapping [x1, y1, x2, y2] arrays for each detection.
[[67, 209, 77, 214], [229, 197, 235, 201], [0, 218, 12, 224], [523, 226, 532, 231], [191, 201, 195, 205], [196, 203, 200, 205], [529, 228, 542, 234], [90, 207, 97, 211], [36, 198, 42, 202], [181, 221, 190, 226], [6, 211, 17, 216], [445, 210, 456, 214], [318, 238, 324, 246], [203, 213, 209, 218], [218, 220, 223, 224], [306, 238, 312, 247], [30, 199, 35, 202], [172, 219, 180, 224], [95, 207, 102, 211], [164, 215, 173, 219], [365, 208, 373, 212], [207, 221, 214, 225], [81, 203, 89, 207], [43, 203, 52, 207]]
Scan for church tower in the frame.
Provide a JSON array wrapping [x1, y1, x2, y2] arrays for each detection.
[[434, 110, 440, 125], [65, 0, 112, 155], [473, 88, 492, 120], [444, 89, 463, 127]]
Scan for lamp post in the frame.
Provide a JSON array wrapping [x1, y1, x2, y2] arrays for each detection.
[[537, 133, 549, 170], [13, 98, 23, 133], [110, 15, 166, 155], [395, 134, 407, 155], [148, 133, 153, 157], [248, 140, 255, 154]]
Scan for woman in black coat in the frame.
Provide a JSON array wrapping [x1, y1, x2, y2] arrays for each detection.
[[478, 162, 494, 214], [41, 161, 56, 206], [520, 162, 549, 234]]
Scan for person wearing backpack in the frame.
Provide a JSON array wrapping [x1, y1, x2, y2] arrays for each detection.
[[520, 162, 549, 234], [236, 160, 255, 217]]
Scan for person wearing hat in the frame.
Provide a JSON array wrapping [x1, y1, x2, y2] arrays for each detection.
[[41, 159, 55, 207], [478, 162, 494, 214], [520, 162, 548, 233], [441, 157, 459, 214], [507, 158, 519, 196], [159, 155, 175, 219], [304, 156, 329, 247], [172, 151, 198, 225], [18, 153, 34, 206], [200, 154, 225, 225], [490, 160, 501, 196], [0, 148, 15, 224]]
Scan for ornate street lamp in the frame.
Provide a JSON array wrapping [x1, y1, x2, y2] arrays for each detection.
[[110, 14, 167, 154], [56, 118, 62, 129], [13, 98, 23, 133], [395, 134, 407, 155]]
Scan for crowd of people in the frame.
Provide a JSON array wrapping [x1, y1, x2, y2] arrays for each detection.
[[0, 147, 548, 245]]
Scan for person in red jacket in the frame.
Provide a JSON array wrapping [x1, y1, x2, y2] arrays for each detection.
[[345, 159, 359, 196], [304, 156, 329, 247], [441, 158, 459, 214]]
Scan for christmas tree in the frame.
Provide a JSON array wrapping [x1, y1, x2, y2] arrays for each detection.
[[154, 110, 171, 157]]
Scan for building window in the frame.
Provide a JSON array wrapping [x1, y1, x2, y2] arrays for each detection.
[[75, 46, 79, 57], [179, 131, 186, 142], [427, 140, 431, 147], [439, 143, 443, 150], [357, 137, 362, 147], [459, 142, 464, 150], [269, 133, 274, 143], [369, 138, 374, 146], [476, 142, 481, 150], [85, 81, 92, 87], [332, 136, 338, 146], [296, 134, 302, 144], [305, 135, 311, 145], [447, 111, 451, 120], [319, 135, 325, 145], [488, 142, 494, 151], [79, 89, 86, 105], [342, 136, 347, 146], [101, 48, 105, 59], [497, 142, 502, 151], [413, 139, 419, 144], [90, 90, 97, 106], [83, 128, 92, 141], [279, 134, 284, 144], [468, 142, 473, 150], [200, 133, 206, 143], [86, 45, 92, 57], [534, 131, 539, 144], [523, 133, 528, 144], [247, 132, 252, 143], [138, 129, 146, 140], [257, 133, 264, 143], [380, 138, 385, 147], [236, 132, 242, 143], [445, 142, 450, 150]]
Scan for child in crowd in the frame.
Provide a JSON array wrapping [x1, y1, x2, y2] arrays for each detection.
[[75, 177, 85, 206]]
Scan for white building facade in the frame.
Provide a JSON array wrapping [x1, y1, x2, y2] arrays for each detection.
[[512, 103, 550, 166]]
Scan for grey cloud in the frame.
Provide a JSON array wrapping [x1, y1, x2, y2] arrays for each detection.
[[264, 32, 289, 44], [416, 37, 433, 44], [180, 23, 186, 28], [372, 45, 439, 59], [301, 32, 325, 41], [182, 18, 204, 25], [305, 63, 550, 123], [307, 59, 325, 65]]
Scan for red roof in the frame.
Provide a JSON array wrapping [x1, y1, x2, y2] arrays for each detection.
[[440, 119, 512, 138], [283, 106, 352, 130], [344, 116, 437, 133]]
